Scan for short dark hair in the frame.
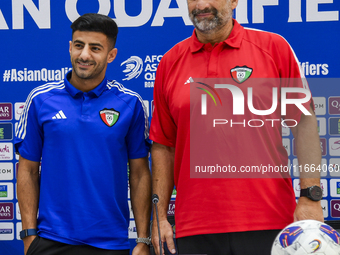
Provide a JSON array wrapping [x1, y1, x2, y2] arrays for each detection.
[[71, 13, 118, 48]]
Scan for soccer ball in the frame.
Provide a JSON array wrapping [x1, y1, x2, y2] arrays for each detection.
[[271, 220, 340, 254]]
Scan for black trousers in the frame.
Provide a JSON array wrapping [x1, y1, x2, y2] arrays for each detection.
[[176, 230, 281, 255], [27, 236, 130, 255]]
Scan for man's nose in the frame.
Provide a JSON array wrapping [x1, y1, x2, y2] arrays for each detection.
[[79, 45, 91, 60], [195, 0, 211, 10]]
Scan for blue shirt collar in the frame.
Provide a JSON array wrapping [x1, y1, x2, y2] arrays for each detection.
[[64, 71, 108, 98]]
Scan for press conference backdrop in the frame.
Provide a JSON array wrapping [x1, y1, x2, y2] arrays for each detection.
[[0, 0, 339, 254]]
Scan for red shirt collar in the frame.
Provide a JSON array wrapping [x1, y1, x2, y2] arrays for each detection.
[[190, 19, 244, 52]]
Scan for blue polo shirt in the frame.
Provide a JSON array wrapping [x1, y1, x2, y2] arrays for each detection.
[[15, 72, 149, 250]]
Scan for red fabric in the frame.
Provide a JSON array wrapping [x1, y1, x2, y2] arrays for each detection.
[[150, 20, 313, 238]]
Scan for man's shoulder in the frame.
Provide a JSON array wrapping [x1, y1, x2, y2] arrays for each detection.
[[106, 80, 144, 108], [161, 36, 192, 62], [242, 27, 291, 51], [28, 80, 66, 104]]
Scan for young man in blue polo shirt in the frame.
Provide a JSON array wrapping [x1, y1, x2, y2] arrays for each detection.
[[15, 13, 151, 255]]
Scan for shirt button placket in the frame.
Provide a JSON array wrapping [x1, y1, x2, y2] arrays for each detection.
[[207, 44, 219, 77], [82, 93, 90, 117]]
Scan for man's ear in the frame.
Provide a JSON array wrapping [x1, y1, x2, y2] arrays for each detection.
[[69, 41, 72, 54], [231, 0, 238, 10], [107, 48, 118, 63]]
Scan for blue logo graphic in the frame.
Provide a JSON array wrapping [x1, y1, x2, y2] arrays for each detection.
[[0, 229, 12, 234], [279, 226, 304, 248], [0, 185, 7, 197], [0, 123, 13, 140], [320, 224, 340, 245], [329, 118, 340, 135]]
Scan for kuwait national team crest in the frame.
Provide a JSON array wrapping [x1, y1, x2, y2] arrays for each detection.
[[231, 66, 253, 84], [100, 108, 120, 127]]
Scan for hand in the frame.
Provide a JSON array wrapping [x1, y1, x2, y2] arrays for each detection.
[[151, 219, 176, 255], [294, 197, 324, 222], [132, 243, 150, 255], [23, 235, 37, 255]]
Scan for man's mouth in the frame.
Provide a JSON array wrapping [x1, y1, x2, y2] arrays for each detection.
[[193, 8, 217, 19], [196, 12, 213, 18], [77, 60, 93, 68]]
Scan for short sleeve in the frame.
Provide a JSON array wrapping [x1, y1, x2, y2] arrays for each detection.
[[276, 36, 314, 122], [149, 59, 177, 147], [126, 99, 150, 159], [14, 98, 43, 162]]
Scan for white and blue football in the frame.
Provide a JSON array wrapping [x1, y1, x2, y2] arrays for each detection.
[[271, 220, 340, 254]]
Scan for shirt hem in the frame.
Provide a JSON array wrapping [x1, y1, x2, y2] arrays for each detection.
[[39, 231, 130, 250], [175, 222, 291, 239]]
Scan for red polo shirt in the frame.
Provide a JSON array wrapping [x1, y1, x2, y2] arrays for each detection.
[[150, 20, 312, 238]]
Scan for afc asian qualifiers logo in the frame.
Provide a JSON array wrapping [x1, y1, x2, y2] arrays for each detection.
[[121, 56, 143, 81], [99, 108, 120, 127], [230, 66, 253, 84]]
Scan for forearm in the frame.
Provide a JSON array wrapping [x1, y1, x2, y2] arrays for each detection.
[[292, 108, 321, 188], [290, 108, 324, 221], [129, 157, 152, 238], [17, 156, 40, 230], [151, 143, 175, 220]]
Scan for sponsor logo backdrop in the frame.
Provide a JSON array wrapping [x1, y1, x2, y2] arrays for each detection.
[[0, 0, 339, 254]]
